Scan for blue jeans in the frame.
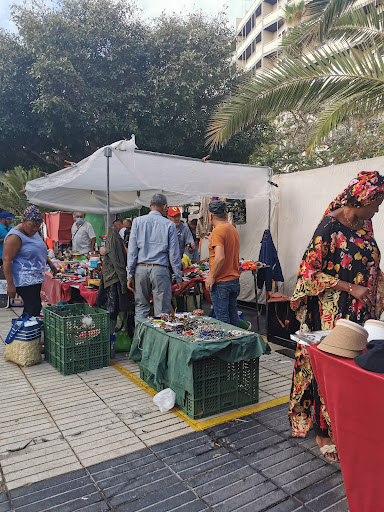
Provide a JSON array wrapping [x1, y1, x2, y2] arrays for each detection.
[[210, 279, 240, 326]]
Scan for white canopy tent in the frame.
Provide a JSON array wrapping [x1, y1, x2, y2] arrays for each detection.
[[25, 137, 273, 220]]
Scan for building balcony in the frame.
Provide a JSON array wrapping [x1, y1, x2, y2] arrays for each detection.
[[236, 21, 263, 55], [262, 6, 285, 31], [263, 37, 281, 57], [243, 46, 263, 71]]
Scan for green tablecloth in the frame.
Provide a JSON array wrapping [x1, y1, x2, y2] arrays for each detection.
[[130, 317, 270, 403]]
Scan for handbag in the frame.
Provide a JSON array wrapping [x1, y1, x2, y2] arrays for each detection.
[[4, 312, 42, 367]]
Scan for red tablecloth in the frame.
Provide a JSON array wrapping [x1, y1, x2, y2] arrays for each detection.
[[308, 345, 384, 512], [41, 272, 98, 306], [171, 277, 211, 302]]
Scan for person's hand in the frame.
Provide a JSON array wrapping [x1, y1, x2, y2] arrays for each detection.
[[205, 232, 212, 243], [7, 283, 16, 299], [175, 282, 183, 292], [127, 279, 135, 292], [350, 284, 374, 306], [51, 267, 58, 277], [188, 242, 195, 252], [205, 274, 215, 291]]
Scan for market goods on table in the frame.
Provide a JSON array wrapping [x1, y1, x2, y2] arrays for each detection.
[[131, 315, 269, 419]]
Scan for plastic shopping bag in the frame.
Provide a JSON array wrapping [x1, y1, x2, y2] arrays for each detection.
[[153, 388, 176, 413]]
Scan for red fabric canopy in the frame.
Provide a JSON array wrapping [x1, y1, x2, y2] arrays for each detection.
[[308, 345, 384, 512], [44, 212, 73, 243]]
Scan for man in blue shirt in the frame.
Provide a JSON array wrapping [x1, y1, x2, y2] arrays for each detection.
[[167, 206, 195, 260], [0, 212, 15, 265], [127, 194, 182, 319]]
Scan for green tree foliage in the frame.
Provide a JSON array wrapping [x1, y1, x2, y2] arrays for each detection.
[[0, 0, 269, 171], [0, 167, 41, 215], [250, 114, 384, 173]]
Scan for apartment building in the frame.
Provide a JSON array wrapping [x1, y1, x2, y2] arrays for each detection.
[[234, 0, 292, 74], [234, 0, 376, 75]]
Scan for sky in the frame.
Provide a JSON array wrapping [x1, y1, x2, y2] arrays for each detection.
[[0, 0, 248, 33]]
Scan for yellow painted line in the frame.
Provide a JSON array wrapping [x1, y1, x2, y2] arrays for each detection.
[[111, 360, 289, 431]]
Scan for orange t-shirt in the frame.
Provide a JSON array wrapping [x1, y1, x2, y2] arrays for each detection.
[[208, 222, 240, 282]]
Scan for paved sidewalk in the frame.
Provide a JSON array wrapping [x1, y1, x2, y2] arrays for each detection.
[[0, 308, 348, 511]]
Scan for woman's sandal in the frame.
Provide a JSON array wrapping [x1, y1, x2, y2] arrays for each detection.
[[319, 444, 340, 463]]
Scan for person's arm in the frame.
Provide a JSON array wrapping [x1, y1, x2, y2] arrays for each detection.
[[126, 221, 138, 292], [330, 277, 373, 305], [3, 235, 22, 298], [168, 224, 182, 290], [90, 237, 96, 252], [185, 226, 195, 252], [205, 245, 225, 291], [47, 257, 57, 276]]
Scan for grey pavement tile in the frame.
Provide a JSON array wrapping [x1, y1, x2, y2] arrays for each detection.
[[105, 470, 178, 504], [266, 497, 308, 512], [111, 475, 190, 508], [0, 501, 11, 512], [250, 445, 305, 471], [8, 469, 87, 499], [295, 473, 345, 503], [211, 480, 278, 512], [317, 498, 349, 511], [165, 500, 209, 512], [11, 476, 92, 508], [13, 491, 105, 512], [202, 472, 266, 506], [168, 448, 236, 478], [188, 459, 254, 491], [113, 482, 195, 512], [0, 493, 9, 504], [271, 459, 328, 487], [91, 457, 163, 485], [160, 440, 217, 465], [243, 440, 295, 466], [234, 433, 286, 457], [236, 489, 290, 512], [283, 465, 339, 495], [65, 503, 110, 512], [305, 484, 347, 512], [150, 431, 206, 455], [87, 449, 154, 475], [262, 452, 316, 479]]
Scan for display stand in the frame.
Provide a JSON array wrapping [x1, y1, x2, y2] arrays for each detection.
[[251, 266, 270, 333]]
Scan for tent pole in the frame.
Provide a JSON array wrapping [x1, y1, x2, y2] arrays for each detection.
[[104, 147, 112, 230], [268, 167, 273, 231]]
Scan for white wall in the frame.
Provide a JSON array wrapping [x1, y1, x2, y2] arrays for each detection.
[[274, 156, 384, 295]]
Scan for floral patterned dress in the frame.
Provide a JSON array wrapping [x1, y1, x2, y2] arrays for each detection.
[[289, 215, 384, 437]]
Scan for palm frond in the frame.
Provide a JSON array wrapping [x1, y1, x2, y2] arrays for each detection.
[[281, 0, 363, 52], [206, 43, 384, 150]]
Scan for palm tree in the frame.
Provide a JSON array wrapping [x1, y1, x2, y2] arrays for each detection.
[[0, 166, 41, 199], [283, 0, 306, 29], [207, 0, 384, 154]]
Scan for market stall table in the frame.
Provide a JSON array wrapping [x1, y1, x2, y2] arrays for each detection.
[[41, 271, 98, 307], [130, 317, 269, 418], [308, 345, 384, 512]]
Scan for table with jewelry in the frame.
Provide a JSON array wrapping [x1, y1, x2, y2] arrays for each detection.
[[130, 314, 269, 418]]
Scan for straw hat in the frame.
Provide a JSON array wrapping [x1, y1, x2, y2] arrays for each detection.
[[364, 319, 384, 342], [317, 319, 368, 358]]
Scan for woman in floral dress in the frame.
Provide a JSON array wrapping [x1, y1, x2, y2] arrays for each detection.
[[289, 171, 384, 462]]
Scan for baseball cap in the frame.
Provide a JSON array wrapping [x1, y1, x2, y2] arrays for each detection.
[[208, 200, 227, 214], [188, 213, 200, 222], [113, 216, 123, 223], [0, 212, 15, 219], [168, 206, 181, 217]]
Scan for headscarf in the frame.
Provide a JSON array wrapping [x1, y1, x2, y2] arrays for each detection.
[[323, 171, 384, 217], [23, 205, 43, 224]]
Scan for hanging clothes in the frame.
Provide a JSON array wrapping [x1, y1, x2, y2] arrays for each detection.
[[257, 229, 284, 292]]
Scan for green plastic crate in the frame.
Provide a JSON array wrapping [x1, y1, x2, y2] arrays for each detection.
[[140, 357, 259, 419], [44, 304, 110, 375]]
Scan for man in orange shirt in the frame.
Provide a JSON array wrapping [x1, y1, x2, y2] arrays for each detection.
[[205, 200, 240, 326]]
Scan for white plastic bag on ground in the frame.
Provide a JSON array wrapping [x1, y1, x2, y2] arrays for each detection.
[[153, 388, 176, 412]]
